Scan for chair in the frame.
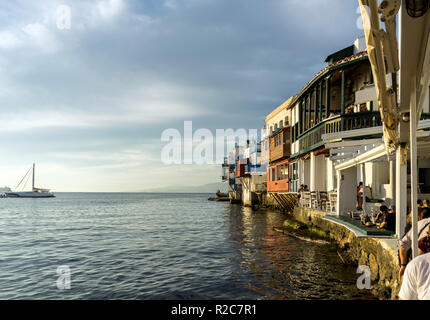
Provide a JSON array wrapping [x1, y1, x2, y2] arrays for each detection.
[[310, 191, 318, 209], [318, 191, 328, 211], [327, 191, 337, 215], [302, 192, 311, 208]]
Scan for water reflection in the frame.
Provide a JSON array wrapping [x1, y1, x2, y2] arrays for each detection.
[[225, 205, 376, 300]]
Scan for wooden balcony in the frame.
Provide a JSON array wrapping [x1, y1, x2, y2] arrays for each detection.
[[269, 127, 291, 163], [235, 159, 249, 178], [267, 159, 289, 192]]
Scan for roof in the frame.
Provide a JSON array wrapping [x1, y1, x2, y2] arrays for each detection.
[[325, 45, 355, 64], [288, 51, 368, 109], [265, 96, 294, 123]]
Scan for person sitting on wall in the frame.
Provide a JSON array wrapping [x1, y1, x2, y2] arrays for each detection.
[[377, 205, 396, 232], [398, 208, 430, 278], [398, 221, 430, 300]]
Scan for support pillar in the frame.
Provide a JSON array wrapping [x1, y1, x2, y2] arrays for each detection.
[[396, 146, 407, 240], [314, 88, 318, 125], [389, 159, 395, 204], [341, 69, 346, 115], [410, 79, 418, 258], [307, 94, 311, 130], [299, 101, 303, 134], [310, 152, 316, 192], [319, 81, 323, 121], [325, 76, 331, 118], [361, 163, 366, 210]]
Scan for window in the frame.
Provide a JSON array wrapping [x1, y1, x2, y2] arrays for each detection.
[[274, 133, 283, 147], [279, 120, 283, 128], [285, 116, 289, 126], [289, 162, 299, 192]]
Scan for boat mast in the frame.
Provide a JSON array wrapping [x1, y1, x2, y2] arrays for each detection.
[[32, 163, 35, 191]]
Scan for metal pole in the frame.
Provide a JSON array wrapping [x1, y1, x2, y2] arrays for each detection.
[[410, 77, 418, 258], [32, 163, 35, 191]]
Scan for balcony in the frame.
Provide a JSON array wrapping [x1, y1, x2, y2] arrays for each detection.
[[293, 112, 430, 158], [269, 127, 291, 163], [293, 111, 382, 157]]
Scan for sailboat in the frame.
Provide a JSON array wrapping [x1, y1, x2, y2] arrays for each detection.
[[5, 163, 55, 198]]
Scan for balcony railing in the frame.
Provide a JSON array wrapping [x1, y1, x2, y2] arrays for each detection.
[[294, 112, 430, 158], [295, 111, 382, 157]]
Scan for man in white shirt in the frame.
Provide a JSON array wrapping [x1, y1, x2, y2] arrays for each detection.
[[399, 253, 430, 300], [399, 234, 430, 300], [398, 209, 430, 277]]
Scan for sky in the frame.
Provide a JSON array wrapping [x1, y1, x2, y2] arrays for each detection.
[[0, 0, 365, 192]]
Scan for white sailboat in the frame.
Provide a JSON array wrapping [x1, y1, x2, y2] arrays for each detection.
[[5, 163, 55, 198]]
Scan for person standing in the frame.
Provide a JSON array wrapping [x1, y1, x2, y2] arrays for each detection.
[[398, 208, 430, 278], [399, 226, 430, 300]]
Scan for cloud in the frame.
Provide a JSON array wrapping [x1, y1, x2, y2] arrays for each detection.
[[0, 31, 22, 49], [164, 0, 178, 9], [97, 0, 125, 20], [0, 0, 362, 191]]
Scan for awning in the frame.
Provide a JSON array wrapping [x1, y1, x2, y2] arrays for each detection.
[[335, 144, 386, 171]]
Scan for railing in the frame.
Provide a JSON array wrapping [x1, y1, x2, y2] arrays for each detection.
[[295, 111, 382, 157], [422, 113, 430, 120], [329, 111, 382, 132]]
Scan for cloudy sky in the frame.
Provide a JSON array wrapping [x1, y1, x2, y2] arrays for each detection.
[[0, 0, 364, 192]]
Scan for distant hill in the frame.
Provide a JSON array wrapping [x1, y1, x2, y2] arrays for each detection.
[[141, 182, 228, 194]]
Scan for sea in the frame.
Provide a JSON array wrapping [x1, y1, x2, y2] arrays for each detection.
[[0, 193, 376, 300]]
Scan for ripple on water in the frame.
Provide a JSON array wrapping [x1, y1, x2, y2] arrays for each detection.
[[0, 193, 376, 300]]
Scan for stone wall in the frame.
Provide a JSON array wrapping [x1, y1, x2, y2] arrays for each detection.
[[290, 207, 401, 299]]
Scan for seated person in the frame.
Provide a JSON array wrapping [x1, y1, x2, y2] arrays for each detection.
[[375, 205, 388, 223], [377, 205, 395, 232]]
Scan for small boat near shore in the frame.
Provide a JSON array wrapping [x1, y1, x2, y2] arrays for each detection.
[[208, 190, 230, 201], [5, 164, 55, 198]]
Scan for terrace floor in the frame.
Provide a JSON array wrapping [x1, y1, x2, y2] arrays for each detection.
[[324, 215, 395, 238]]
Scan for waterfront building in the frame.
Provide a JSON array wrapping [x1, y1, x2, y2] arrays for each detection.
[[222, 145, 243, 203], [264, 98, 295, 209], [221, 36, 430, 237], [242, 138, 267, 206]]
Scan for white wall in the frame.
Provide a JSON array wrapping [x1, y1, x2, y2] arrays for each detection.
[[326, 158, 336, 191], [314, 154, 327, 191]]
